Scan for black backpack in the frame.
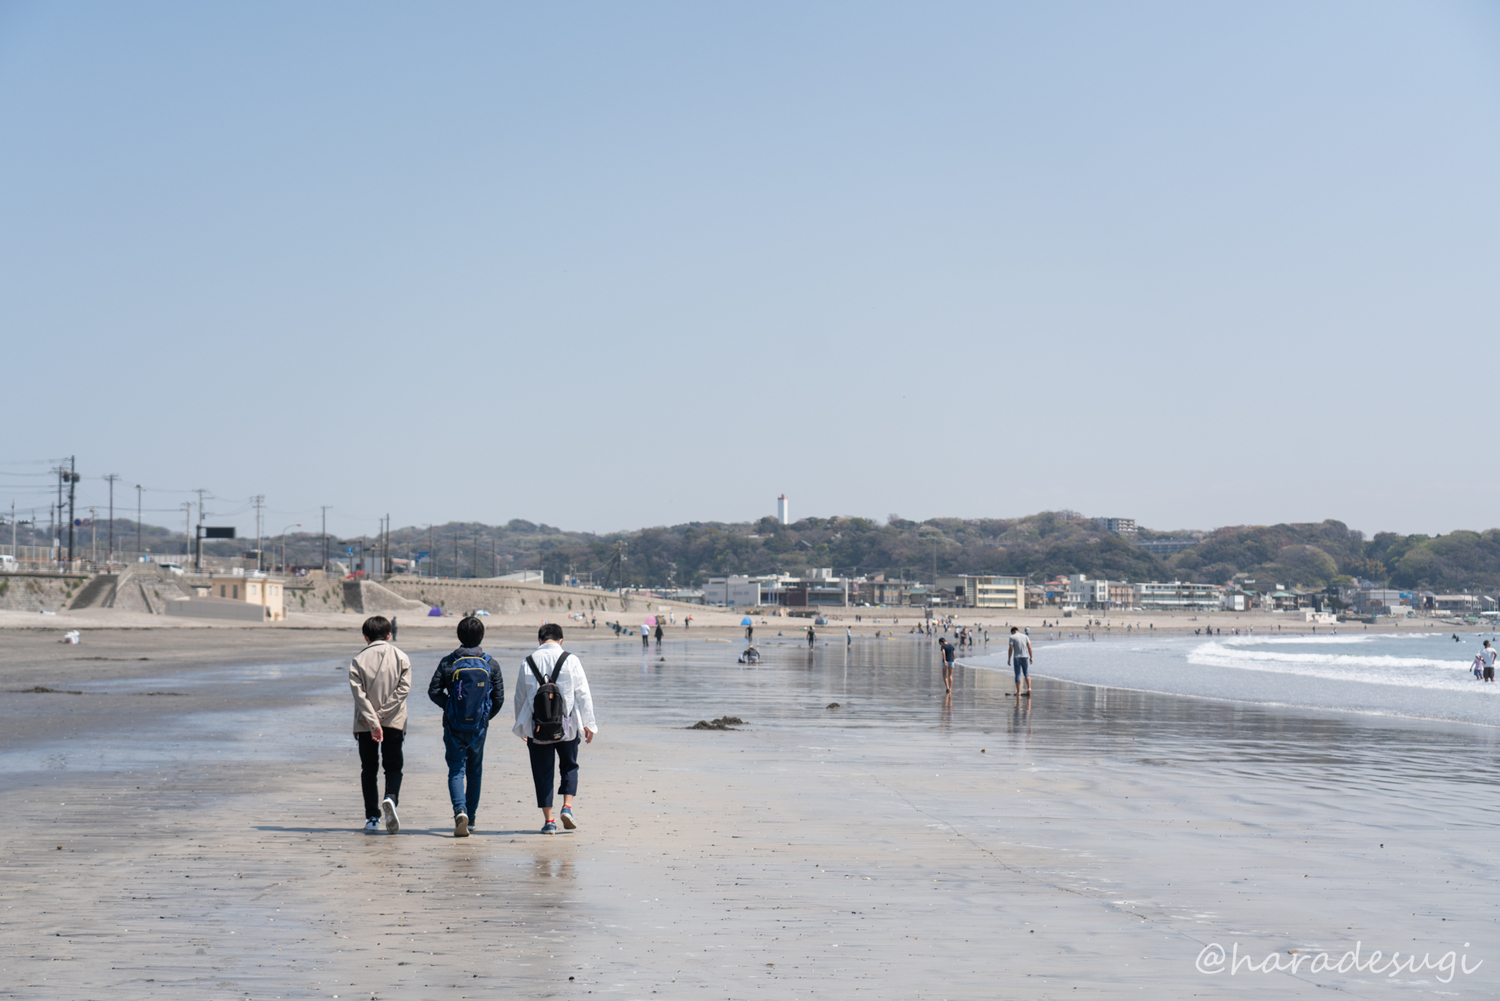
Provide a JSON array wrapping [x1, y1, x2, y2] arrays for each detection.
[[526, 651, 570, 743]]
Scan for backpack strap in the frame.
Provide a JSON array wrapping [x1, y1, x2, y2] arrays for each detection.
[[526, 655, 546, 686], [548, 651, 569, 684]]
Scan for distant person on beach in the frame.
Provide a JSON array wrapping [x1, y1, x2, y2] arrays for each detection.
[[807, 626, 816, 647], [1008, 626, 1033, 697], [1482, 640, 1496, 683], [938, 635, 956, 693], [514, 623, 598, 835], [847, 626, 852, 647], [746, 622, 754, 641], [350, 615, 411, 834], [654, 622, 664, 649], [641, 623, 650, 648], [428, 615, 504, 838]]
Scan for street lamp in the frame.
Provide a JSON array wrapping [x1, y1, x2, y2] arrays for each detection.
[[279, 524, 301, 574]]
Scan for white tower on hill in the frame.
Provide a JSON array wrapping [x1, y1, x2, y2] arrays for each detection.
[[777, 494, 789, 525]]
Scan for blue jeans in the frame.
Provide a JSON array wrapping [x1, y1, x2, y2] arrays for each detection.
[[444, 725, 487, 824]]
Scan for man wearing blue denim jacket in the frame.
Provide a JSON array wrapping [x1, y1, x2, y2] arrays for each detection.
[[428, 615, 504, 837]]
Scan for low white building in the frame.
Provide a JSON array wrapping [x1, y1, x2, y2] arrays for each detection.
[[1065, 575, 1135, 609], [935, 575, 1027, 610], [703, 575, 769, 607], [1136, 581, 1222, 611]]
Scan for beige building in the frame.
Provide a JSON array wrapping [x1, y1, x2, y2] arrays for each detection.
[[935, 575, 1027, 610], [208, 574, 286, 621]]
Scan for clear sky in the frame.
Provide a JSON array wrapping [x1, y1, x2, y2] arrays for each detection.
[[3, 2, 1498, 541]]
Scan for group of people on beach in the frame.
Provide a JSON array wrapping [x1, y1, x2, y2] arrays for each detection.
[[348, 615, 598, 838]]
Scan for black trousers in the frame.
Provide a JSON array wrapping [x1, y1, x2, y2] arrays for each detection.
[[356, 728, 404, 819], [527, 736, 581, 808]]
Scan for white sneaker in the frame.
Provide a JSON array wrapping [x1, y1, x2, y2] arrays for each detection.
[[364, 818, 380, 832], [381, 797, 400, 834], [454, 812, 469, 838]]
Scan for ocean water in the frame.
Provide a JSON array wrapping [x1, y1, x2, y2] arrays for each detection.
[[972, 630, 1500, 729]]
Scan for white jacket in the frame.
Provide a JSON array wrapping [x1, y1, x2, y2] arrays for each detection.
[[512, 642, 598, 741]]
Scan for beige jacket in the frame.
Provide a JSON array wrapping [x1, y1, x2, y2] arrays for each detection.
[[349, 640, 412, 733]]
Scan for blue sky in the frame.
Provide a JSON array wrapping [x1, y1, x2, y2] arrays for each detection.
[[2, 2, 1498, 539]]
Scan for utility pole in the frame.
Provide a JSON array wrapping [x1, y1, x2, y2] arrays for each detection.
[[103, 474, 119, 565], [181, 502, 192, 557], [193, 489, 209, 572], [52, 464, 62, 561], [251, 495, 265, 572], [65, 456, 77, 562], [89, 507, 97, 563], [428, 525, 434, 578], [321, 506, 331, 574], [134, 485, 143, 558], [453, 532, 459, 579]]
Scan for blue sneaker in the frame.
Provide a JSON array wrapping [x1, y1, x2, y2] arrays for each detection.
[[559, 805, 576, 830], [541, 820, 558, 835]]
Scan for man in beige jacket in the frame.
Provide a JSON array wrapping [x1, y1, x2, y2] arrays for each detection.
[[350, 615, 412, 833]]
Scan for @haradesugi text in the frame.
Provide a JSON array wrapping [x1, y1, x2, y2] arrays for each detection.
[[1196, 941, 1482, 983]]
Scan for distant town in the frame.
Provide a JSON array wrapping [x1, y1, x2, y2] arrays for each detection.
[[2, 488, 1489, 624]]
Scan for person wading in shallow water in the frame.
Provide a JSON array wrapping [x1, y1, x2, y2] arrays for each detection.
[[1008, 626, 1034, 697], [938, 635, 956, 694]]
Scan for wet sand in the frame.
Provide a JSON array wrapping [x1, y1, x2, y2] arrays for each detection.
[[2, 632, 1497, 998]]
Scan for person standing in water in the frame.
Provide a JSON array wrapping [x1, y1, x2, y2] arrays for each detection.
[[1007, 626, 1033, 697], [937, 635, 956, 694], [1482, 639, 1496, 683]]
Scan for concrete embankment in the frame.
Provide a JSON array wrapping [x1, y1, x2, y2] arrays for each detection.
[[0, 565, 188, 614], [0, 572, 91, 613], [378, 577, 634, 616], [3, 568, 703, 622]]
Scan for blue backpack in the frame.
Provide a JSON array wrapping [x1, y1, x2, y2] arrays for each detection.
[[446, 655, 494, 735]]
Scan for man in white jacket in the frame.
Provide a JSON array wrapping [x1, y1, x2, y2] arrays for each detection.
[[514, 623, 597, 834]]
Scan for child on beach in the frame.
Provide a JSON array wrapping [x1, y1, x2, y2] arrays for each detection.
[[349, 615, 411, 833], [428, 615, 505, 837], [514, 623, 598, 835]]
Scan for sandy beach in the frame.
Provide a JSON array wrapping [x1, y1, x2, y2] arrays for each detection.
[[2, 622, 1496, 998]]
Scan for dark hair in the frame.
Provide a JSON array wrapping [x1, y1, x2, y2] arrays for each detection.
[[362, 615, 392, 642], [1010, 626, 1020, 633], [538, 622, 564, 643], [457, 615, 485, 648]]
